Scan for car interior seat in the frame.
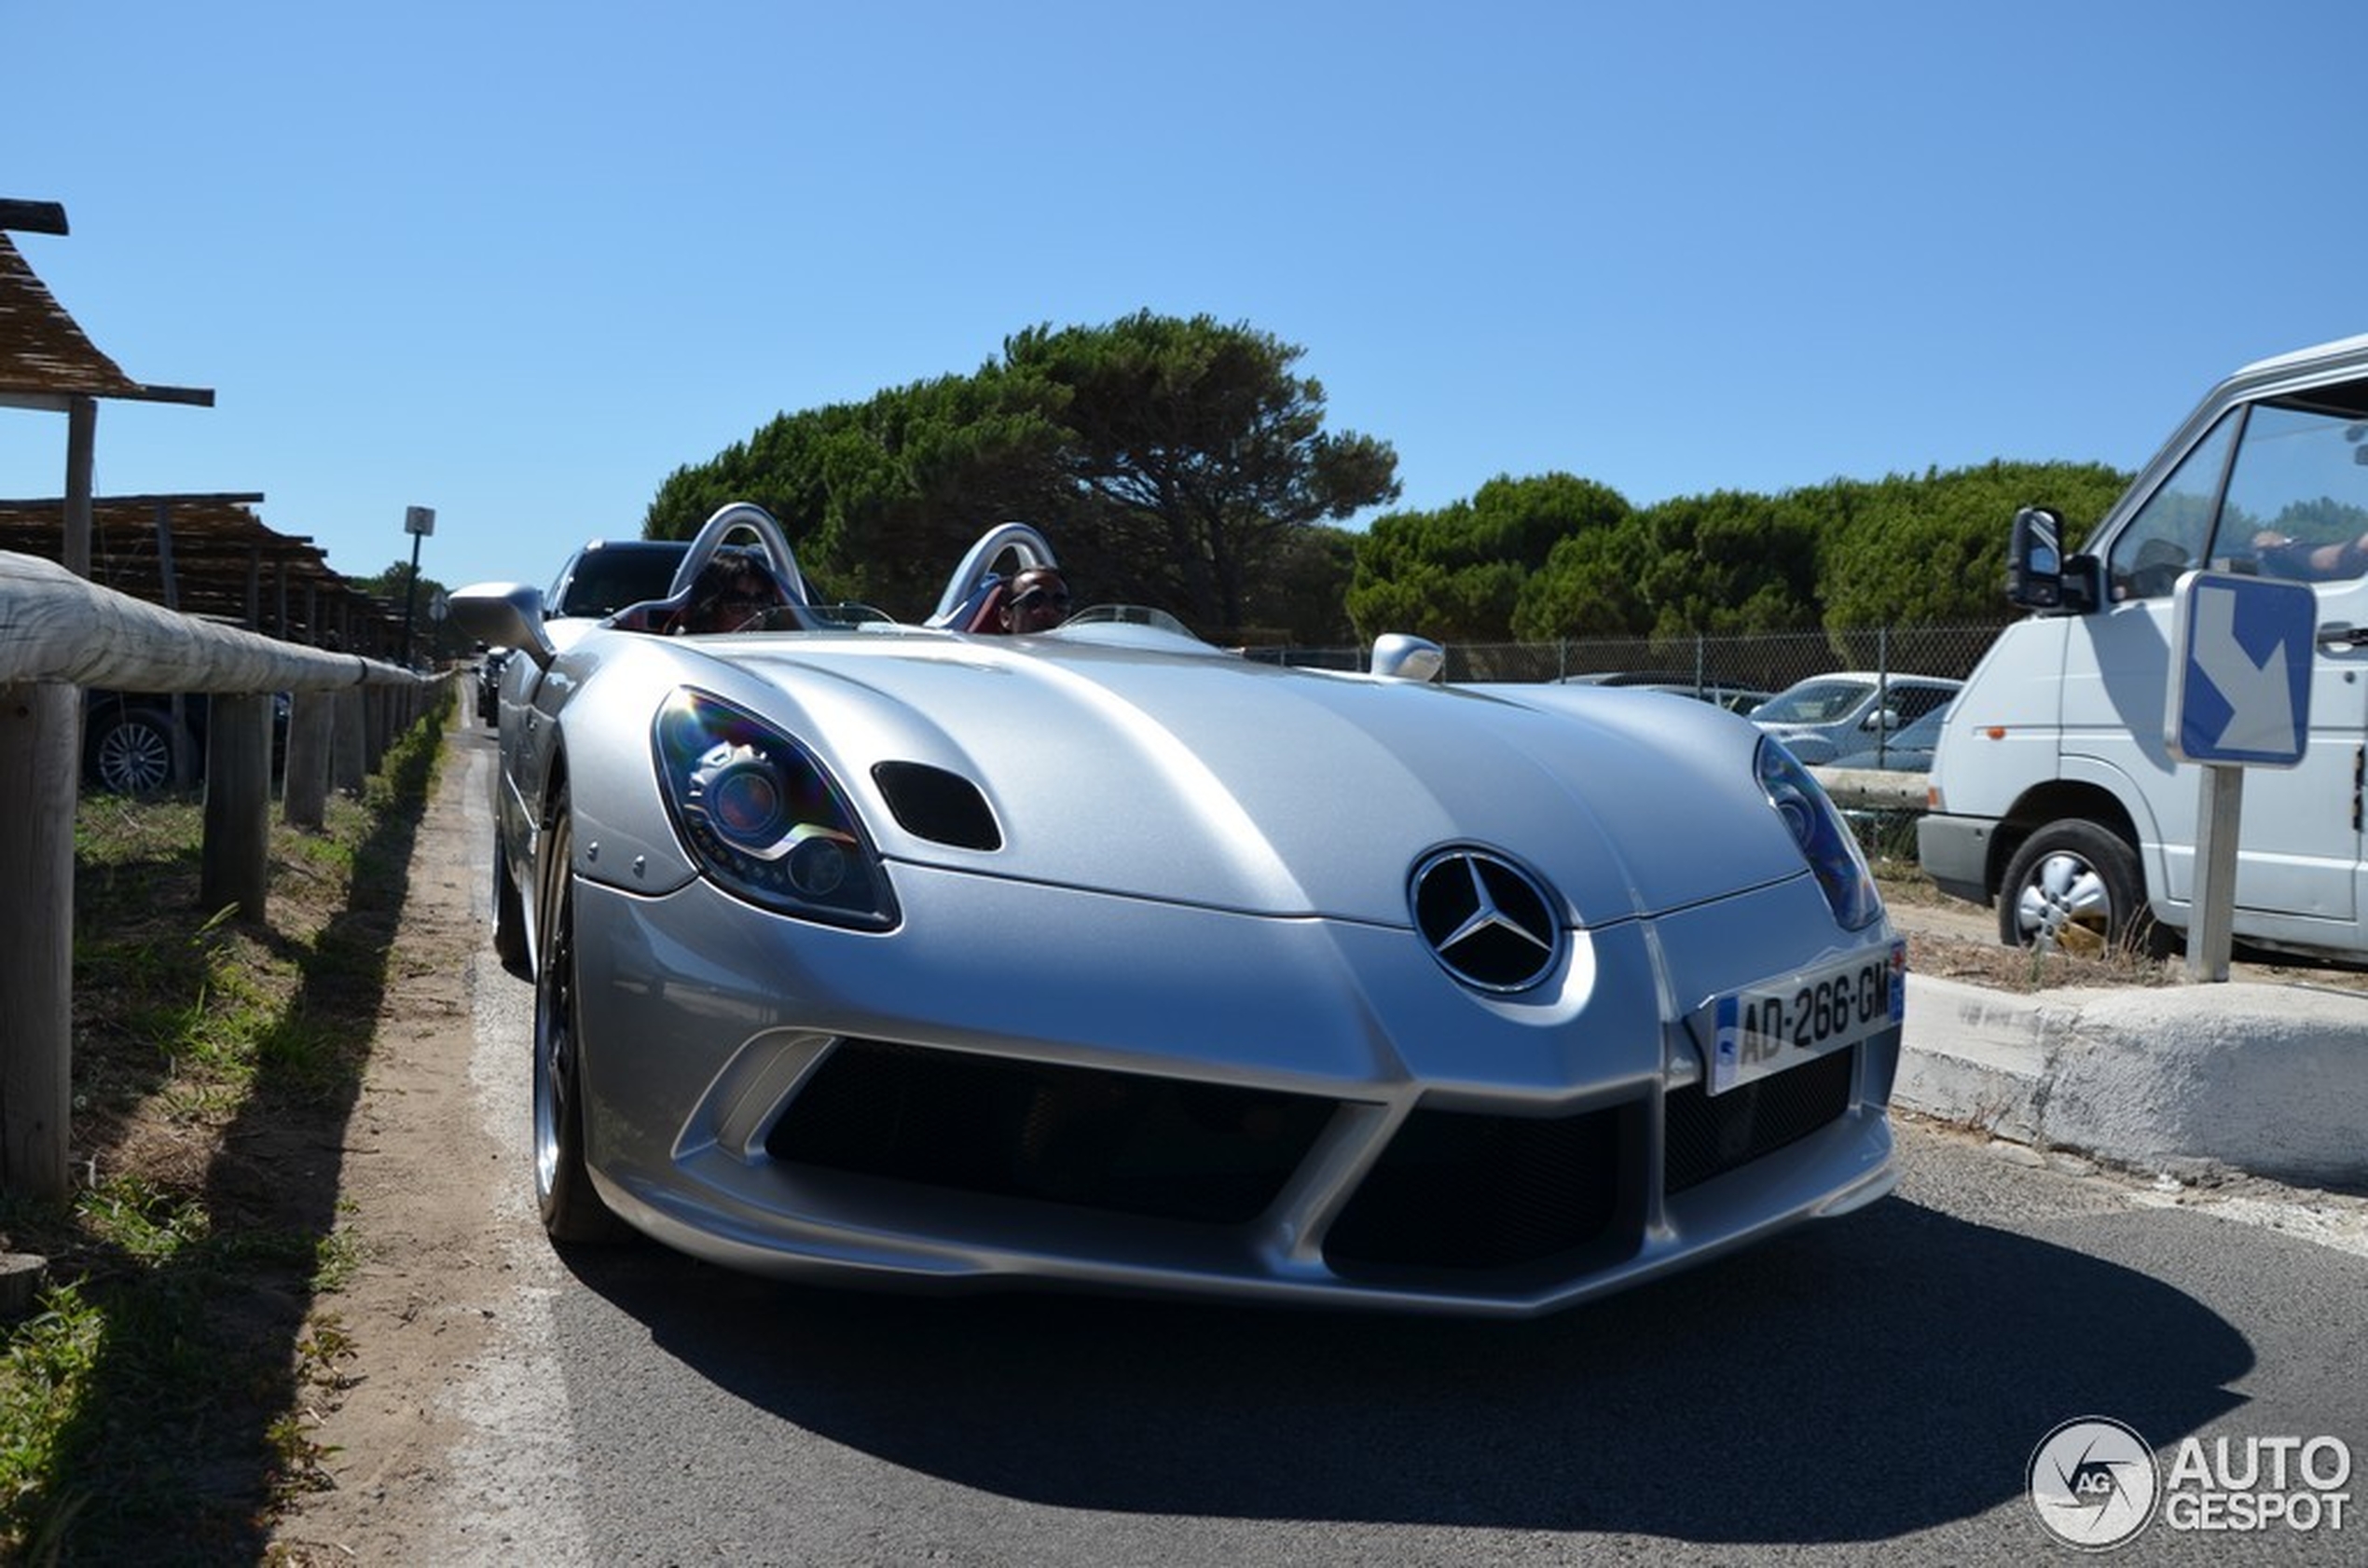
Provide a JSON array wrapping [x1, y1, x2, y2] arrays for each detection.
[[963, 579, 1011, 633]]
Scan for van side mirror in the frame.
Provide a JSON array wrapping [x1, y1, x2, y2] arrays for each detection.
[[2006, 506, 2064, 609], [2004, 505, 2099, 612]]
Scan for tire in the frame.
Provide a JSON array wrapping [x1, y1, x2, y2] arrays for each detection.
[[492, 827, 531, 979], [88, 706, 186, 794], [1998, 819, 2154, 956], [532, 789, 630, 1243]]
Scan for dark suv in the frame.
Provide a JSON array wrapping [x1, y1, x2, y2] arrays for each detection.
[[545, 540, 690, 619]]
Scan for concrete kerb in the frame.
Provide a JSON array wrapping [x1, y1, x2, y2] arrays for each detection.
[[1896, 972, 2368, 1190]]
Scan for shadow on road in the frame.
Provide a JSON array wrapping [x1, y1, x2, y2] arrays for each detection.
[[559, 1190, 2248, 1544]]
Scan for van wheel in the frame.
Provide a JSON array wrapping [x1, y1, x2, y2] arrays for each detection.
[[1999, 821, 2152, 956]]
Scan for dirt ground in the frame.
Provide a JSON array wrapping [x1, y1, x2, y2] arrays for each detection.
[[266, 743, 536, 1565], [1881, 872, 2368, 995]]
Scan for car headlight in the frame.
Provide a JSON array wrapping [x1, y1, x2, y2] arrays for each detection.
[[1758, 737, 1882, 931], [654, 689, 899, 930]]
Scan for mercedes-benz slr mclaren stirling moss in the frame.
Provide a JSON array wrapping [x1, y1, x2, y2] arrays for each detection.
[[453, 504, 1905, 1318]]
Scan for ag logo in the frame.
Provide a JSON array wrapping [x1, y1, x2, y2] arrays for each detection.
[[2029, 1417, 2159, 1550]]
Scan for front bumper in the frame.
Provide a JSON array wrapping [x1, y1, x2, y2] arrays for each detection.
[[1916, 812, 1995, 905], [567, 863, 1901, 1317]]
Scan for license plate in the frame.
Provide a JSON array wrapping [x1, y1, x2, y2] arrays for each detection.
[[1707, 941, 1905, 1095]]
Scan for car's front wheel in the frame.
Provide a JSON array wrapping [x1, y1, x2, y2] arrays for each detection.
[[1998, 819, 2153, 956], [532, 786, 630, 1243], [88, 705, 186, 793]]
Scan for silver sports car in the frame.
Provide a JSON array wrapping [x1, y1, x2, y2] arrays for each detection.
[[453, 504, 1904, 1317]]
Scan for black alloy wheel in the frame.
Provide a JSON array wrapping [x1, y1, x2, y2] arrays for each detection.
[[532, 787, 630, 1243], [89, 708, 183, 794]]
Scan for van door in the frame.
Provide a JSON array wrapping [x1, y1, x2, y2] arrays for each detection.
[[2167, 571, 2368, 926], [2083, 393, 2368, 932], [2204, 397, 2368, 932]]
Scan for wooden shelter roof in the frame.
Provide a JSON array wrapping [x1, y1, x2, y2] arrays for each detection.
[[0, 494, 406, 650], [0, 200, 401, 654], [0, 215, 211, 409]]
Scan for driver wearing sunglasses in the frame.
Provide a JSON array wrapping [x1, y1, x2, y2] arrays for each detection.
[[997, 566, 1072, 633]]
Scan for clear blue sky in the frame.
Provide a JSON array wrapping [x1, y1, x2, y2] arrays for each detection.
[[6, 2, 2363, 598]]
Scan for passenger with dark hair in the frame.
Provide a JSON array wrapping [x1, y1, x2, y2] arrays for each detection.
[[680, 554, 787, 633]]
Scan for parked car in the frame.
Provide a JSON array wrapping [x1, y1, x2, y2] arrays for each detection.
[[544, 538, 691, 622], [1558, 671, 1771, 713], [1754, 673, 1962, 765], [450, 503, 1904, 1317], [84, 691, 198, 794], [83, 689, 290, 794], [1640, 681, 1770, 715], [482, 538, 693, 734], [1825, 700, 1954, 771], [475, 647, 514, 725]]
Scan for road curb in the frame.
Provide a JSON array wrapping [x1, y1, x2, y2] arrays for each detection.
[[1899, 972, 2368, 1190]]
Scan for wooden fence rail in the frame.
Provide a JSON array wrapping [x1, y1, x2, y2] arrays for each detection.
[[0, 549, 445, 1202]]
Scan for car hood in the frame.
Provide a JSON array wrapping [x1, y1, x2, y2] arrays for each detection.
[[578, 631, 1817, 931]]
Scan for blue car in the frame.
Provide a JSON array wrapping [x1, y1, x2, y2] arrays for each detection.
[[1826, 701, 1953, 771]]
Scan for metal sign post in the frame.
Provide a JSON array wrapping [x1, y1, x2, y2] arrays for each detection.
[[2165, 569, 2315, 982], [2185, 765, 2244, 982], [400, 505, 435, 667]]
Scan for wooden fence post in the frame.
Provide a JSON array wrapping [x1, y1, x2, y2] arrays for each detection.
[[362, 687, 388, 776], [332, 688, 367, 794], [281, 686, 335, 828], [0, 683, 77, 1201], [200, 692, 273, 922]]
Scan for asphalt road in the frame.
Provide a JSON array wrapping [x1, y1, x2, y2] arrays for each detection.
[[424, 736, 2368, 1567]]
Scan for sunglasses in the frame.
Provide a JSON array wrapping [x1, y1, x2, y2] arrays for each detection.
[[1012, 587, 1070, 612]]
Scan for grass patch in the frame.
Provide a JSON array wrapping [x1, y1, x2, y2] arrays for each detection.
[[0, 689, 452, 1564]]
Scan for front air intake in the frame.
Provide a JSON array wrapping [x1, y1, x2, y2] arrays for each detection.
[[768, 1039, 1335, 1224], [1664, 1046, 1857, 1195], [1324, 1102, 1640, 1274]]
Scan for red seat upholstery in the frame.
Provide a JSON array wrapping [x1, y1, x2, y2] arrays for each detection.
[[963, 582, 1010, 633]]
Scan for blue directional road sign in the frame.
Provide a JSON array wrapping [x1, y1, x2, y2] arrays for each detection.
[[2166, 569, 2315, 767]]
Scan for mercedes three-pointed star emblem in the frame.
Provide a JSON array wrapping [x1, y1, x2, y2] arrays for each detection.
[[1409, 847, 1564, 993]]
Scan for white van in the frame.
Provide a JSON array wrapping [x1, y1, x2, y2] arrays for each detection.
[[1919, 333, 2368, 960]]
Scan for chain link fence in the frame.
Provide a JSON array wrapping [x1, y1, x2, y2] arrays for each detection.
[[1247, 622, 2008, 695]]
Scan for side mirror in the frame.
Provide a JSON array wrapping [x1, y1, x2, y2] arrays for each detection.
[[2005, 506, 2065, 610], [450, 584, 557, 670], [1371, 633, 1445, 682]]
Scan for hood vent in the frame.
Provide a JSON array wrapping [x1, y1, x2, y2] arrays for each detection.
[[872, 762, 1001, 851]]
